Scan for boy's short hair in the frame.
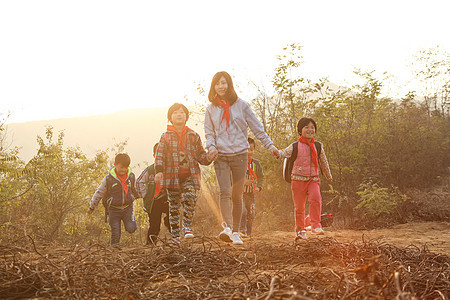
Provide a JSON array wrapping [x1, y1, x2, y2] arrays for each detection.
[[248, 137, 255, 146], [114, 153, 131, 167], [167, 103, 189, 122], [153, 143, 159, 155], [297, 117, 317, 135]]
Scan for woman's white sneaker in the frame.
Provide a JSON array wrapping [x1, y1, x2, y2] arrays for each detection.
[[232, 232, 244, 245], [219, 227, 233, 242]]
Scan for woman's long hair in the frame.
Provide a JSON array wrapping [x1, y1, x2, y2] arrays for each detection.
[[207, 71, 238, 105]]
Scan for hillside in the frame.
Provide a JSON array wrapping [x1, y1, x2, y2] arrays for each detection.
[[7, 107, 205, 173]]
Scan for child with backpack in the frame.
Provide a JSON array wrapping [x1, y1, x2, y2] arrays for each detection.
[[154, 103, 212, 243], [240, 137, 264, 237], [279, 117, 333, 240], [88, 153, 139, 246], [136, 143, 171, 245]]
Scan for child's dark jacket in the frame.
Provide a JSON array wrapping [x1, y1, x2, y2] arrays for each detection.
[[155, 127, 210, 191], [90, 167, 137, 209]]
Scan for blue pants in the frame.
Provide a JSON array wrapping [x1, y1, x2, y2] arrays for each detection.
[[108, 204, 137, 245]]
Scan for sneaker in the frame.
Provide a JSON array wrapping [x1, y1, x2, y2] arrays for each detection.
[[183, 228, 194, 239], [232, 232, 244, 245], [305, 226, 312, 231], [296, 230, 308, 240], [219, 227, 233, 243], [171, 237, 181, 244], [311, 227, 325, 235]]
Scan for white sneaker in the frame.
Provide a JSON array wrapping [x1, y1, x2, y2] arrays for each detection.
[[232, 232, 244, 245], [219, 227, 233, 242], [305, 226, 312, 231], [311, 227, 324, 235], [296, 230, 308, 240]]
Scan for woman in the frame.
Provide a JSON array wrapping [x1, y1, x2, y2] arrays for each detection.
[[204, 71, 279, 245]]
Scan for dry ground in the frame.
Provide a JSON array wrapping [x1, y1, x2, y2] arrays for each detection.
[[251, 221, 450, 255]]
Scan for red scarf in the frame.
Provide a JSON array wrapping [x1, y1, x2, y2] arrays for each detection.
[[298, 136, 318, 172], [116, 170, 129, 196], [155, 184, 161, 197], [215, 95, 230, 128], [167, 125, 189, 151], [248, 158, 257, 189]]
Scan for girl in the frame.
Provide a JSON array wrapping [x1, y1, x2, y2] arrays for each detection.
[[204, 71, 279, 245], [279, 117, 333, 240]]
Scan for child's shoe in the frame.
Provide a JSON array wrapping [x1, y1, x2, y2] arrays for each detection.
[[232, 232, 244, 245], [305, 226, 312, 231], [171, 237, 181, 244], [183, 227, 194, 239], [296, 230, 308, 240], [311, 227, 325, 235], [219, 226, 233, 243]]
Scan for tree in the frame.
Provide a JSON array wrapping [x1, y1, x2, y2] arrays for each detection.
[[20, 127, 108, 242]]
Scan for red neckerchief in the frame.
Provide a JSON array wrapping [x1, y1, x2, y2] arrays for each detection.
[[298, 136, 318, 172], [167, 125, 189, 151], [248, 158, 257, 189], [116, 170, 129, 196], [154, 184, 161, 197], [215, 95, 230, 128]]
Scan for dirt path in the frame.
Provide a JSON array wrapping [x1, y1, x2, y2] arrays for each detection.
[[250, 221, 450, 255]]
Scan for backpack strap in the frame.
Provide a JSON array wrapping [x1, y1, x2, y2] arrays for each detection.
[[314, 141, 322, 157]]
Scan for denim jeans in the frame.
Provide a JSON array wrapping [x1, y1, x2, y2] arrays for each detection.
[[108, 204, 137, 245], [213, 153, 248, 231]]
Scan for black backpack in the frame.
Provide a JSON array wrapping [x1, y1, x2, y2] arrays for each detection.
[[283, 141, 321, 183]]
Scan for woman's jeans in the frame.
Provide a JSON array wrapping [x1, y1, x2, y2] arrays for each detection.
[[214, 153, 248, 232]]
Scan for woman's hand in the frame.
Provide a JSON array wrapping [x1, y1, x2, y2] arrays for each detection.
[[270, 147, 280, 159]]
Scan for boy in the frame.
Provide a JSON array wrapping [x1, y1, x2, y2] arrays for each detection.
[[88, 153, 138, 246], [154, 103, 212, 243], [240, 137, 264, 237], [136, 142, 171, 245]]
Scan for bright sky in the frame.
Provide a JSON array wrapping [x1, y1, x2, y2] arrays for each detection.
[[1, 0, 448, 123]]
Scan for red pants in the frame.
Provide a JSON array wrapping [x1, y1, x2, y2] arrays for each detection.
[[291, 178, 322, 231]]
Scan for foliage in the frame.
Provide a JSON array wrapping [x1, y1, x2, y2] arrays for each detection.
[[356, 181, 407, 218]]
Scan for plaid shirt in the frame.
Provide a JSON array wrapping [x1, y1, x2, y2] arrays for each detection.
[[155, 127, 211, 190]]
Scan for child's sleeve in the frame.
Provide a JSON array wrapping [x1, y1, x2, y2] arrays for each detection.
[[89, 176, 108, 209], [155, 133, 167, 174], [194, 133, 211, 166], [318, 143, 333, 181], [279, 143, 294, 159], [136, 168, 150, 198]]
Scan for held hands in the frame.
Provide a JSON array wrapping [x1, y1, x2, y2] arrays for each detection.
[[270, 147, 280, 159], [207, 149, 218, 162], [155, 172, 163, 185]]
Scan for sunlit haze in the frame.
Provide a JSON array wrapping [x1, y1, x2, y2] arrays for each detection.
[[1, 0, 448, 123]]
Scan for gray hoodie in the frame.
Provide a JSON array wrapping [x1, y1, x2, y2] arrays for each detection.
[[204, 98, 275, 155]]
